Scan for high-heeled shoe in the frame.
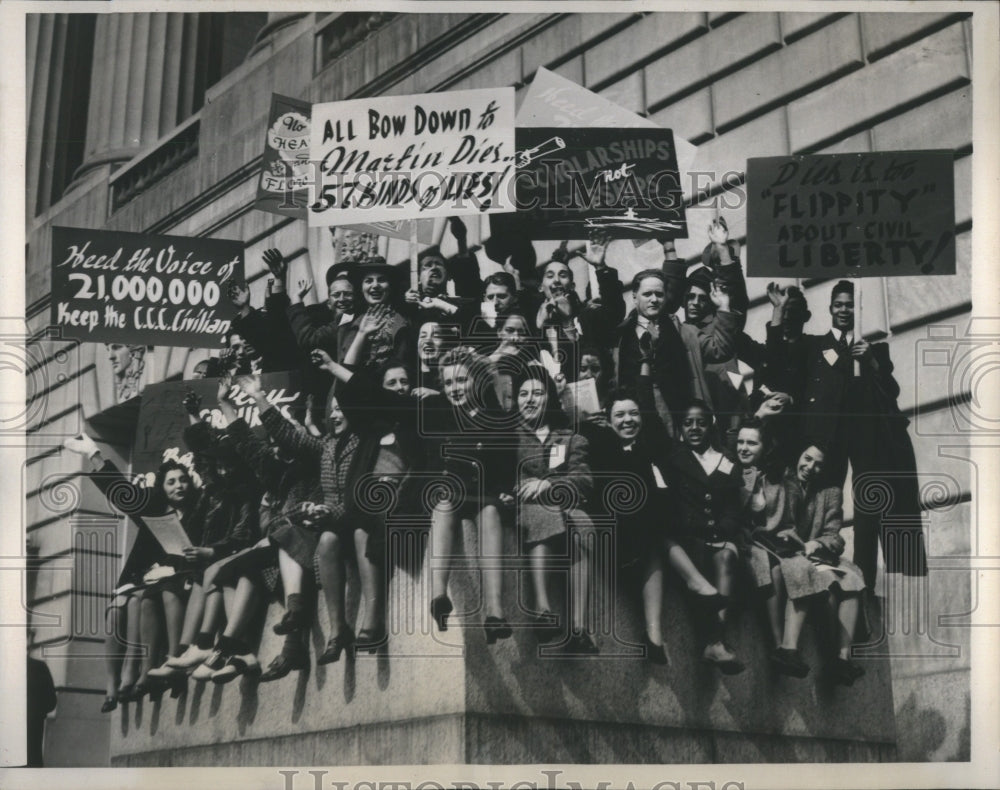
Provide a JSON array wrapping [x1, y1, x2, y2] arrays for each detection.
[[562, 631, 599, 655], [689, 590, 728, 614], [643, 632, 669, 665], [484, 616, 513, 645], [273, 608, 310, 636], [354, 626, 386, 654], [115, 683, 136, 703], [430, 595, 453, 632], [101, 695, 118, 713], [317, 628, 356, 665]]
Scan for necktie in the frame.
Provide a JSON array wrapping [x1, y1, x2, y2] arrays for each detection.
[[639, 330, 652, 354]]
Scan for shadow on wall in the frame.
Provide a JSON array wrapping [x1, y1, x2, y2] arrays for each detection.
[[894, 689, 970, 761]]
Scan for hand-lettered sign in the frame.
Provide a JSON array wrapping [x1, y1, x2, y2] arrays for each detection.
[[491, 127, 686, 241], [746, 151, 956, 277], [308, 89, 516, 226], [51, 227, 244, 347], [255, 94, 314, 219]]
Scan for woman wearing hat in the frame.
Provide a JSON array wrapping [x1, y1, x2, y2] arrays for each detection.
[[337, 256, 412, 373]]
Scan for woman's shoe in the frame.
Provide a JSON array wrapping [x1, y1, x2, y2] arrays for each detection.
[[354, 627, 386, 654], [643, 633, 669, 665], [101, 695, 118, 713], [430, 595, 453, 632], [829, 657, 865, 686], [211, 653, 261, 684], [165, 645, 214, 670], [317, 629, 356, 665], [146, 662, 187, 680], [690, 590, 728, 615], [191, 648, 227, 682], [273, 608, 310, 636], [484, 617, 513, 645], [771, 647, 810, 678], [259, 651, 309, 682], [702, 642, 745, 675], [115, 684, 136, 703]]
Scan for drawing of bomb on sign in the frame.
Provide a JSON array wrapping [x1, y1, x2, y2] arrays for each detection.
[[494, 127, 688, 241]]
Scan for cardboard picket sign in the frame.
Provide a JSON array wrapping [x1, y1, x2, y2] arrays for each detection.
[[255, 94, 314, 220], [130, 373, 305, 484], [746, 150, 956, 277], [50, 226, 243, 347], [491, 127, 687, 241], [308, 88, 517, 226]]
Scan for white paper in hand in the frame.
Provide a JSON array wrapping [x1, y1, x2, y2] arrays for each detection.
[[567, 377, 601, 417], [539, 349, 562, 380], [144, 513, 193, 556]]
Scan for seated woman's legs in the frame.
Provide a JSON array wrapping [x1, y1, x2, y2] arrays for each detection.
[[529, 542, 554, 615], [664, 539, 718, 596], [316, 531, 348, 637], [354, 527, 384, 636], [479, 505, 505, 621], [641, 553, 665, 648], [830, 589, 861, 660], [701, 549, 743, 672], [765, 563, 787, 647], [780, 594, 810, 651], [160, 580, 186, 659], [430, 502, 458, 602], [137, 592, 164, 685]]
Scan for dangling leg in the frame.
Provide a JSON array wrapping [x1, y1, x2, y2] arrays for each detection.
[[702, 548, 743, 674], [160, 581, 186, 658], [640, 553, 667, 663], [262, 547, 311, 682], [829, 590, 865, 684], [665, 539, 719, 595], [210, 575, 265, 683], [764, 563, 786, 647], [530, 541, 554, 614], [354, 527, 384, 648], [430, 503, 457, 631], [479, 505, 506, 621]]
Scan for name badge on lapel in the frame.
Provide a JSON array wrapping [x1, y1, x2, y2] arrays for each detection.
[[651, 463, 667, 489], [549, 442, 566, 469], [380, 432, 397, 447], [822, 348, 840, 367]]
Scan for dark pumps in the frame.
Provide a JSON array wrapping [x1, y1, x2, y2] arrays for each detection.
[[355, 626, 386, 654], [643, 633, 669, 665], [259, 651, 309, 682], [484, 616, 513, 645], [272, 608, 310, 636], [430, 595, 453, 632], [317, 628, 356, 665], [772, 647, 810, 678]]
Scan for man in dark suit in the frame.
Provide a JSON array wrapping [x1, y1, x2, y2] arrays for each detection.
[[774, 280, 926, 587]]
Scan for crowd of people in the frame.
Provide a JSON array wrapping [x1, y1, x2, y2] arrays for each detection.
[[63, 215, 927, 713]]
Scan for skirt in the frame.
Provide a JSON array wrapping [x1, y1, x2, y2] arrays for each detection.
[[748, 541, 865, 599], [520, 503, 595, 548]]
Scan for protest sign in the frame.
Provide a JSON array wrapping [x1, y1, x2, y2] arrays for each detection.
[[746, 151, 956, 277], [345, 220, 434, 243], [130, 373, 304, 483], [255, 94, 313, 219], [491, 127, 686, 241], [308, 88, 516, 226], [50, 227, 244, 347], [517, 67, 697, 186]]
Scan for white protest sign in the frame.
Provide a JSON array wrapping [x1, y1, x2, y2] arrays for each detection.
[[309, 88, 516, 226]]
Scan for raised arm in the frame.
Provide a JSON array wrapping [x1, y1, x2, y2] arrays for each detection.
[[237, 373, 323, 460]]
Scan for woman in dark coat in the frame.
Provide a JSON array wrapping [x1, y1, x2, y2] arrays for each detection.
[[587, 390, 724, 663], [508, 366, 598, 653], [62, 433, 199, 709], [425, 348, 517, 643], [665, 400, 746, 674]]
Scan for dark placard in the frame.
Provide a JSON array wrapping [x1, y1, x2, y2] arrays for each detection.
[[130, 373, 304, 484], [746, 151, 956, 278], [50, 227, 244, 347], [255, 94, 313, 220], [491, 127, 686, 240]]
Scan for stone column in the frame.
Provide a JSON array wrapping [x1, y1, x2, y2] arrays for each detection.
[[71, 12, 203, 182], [248, 11, 310, 57]]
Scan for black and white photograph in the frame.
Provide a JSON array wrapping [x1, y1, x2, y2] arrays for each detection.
[[1, 2, 998, 788]]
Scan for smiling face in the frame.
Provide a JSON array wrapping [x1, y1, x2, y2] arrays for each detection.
[[381, 366, 410, 396], [418, 322, 444, 363], [419, 257, 447, 295], [684, 286, 711, 324], [327, 396, 348, 436], [362, 273, 391, 305], [681, 405, 712, 451], [484, 282, 513, 314], [634, 276, 665, 320], [517, 378, 548, 427], [736, 427, 764, 468], [441, 363, 473, 409], [540, 262, 573, 298], [327, 278, 355, 314], [830, 291, 854, 332], [162, 468, 191, 505], [191, 360, 210, 380], [796, 445, 825, 485], [609, 398, 642, 442]]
